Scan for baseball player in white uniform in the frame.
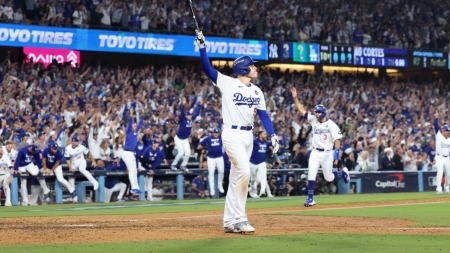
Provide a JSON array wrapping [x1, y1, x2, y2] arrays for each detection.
[[290, 87, 349, 207], [3, 141, 18, 164], [0, 148, 13, 206], [65, 136, 99, 191], [433, 111, 450, 194], [196, 30, 279, 233]]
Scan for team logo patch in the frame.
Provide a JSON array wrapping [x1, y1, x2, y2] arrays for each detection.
[[255, 90, 259, 95]]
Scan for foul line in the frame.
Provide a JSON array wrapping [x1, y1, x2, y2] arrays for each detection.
[[152, 200, 450, 220]]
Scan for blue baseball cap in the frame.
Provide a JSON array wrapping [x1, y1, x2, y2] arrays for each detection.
[[213, 128, 220, 133], [441, 125, 450, 132], [72, 136, 80, 142], [152, 140, 160, 144], [51, 143, 59, 149], [154, 180, 161, 184], [29, 145, 37, 152], [186, 111, 193, 116]]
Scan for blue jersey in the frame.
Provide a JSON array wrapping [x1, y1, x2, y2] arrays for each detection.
[[409, 144, 422, 156], [223, 152, 231, 172], [192, 176, 205, 198], [424, 146, 436, 162], [176, 104, 201, 139], [123, 116, 144, 151], [250, 139, 269, 165], [14, 146, 41, 171], [42, 147, 63, 168], [142, 134, 152, 150], [140, 146, 165, 171], [199, 135, 223, 158], [95, 163, 126, 189]]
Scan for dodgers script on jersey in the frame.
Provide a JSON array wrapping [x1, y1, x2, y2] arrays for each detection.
[[0, 155, 12, 174], [306, 113, 342, 150], [214, 72, 266, 126], [64, 144, 89, 163], [436, 131, 450, 156]]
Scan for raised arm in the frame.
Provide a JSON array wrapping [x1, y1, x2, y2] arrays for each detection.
[[290, 87, 307, 117], [434, 111, 440, 134], [196, 30, 218, 84]]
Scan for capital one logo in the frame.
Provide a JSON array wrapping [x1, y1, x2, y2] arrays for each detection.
[[375, 174, 406, 189], [23, 47, 80, 68], [269, 43, 278, 59]]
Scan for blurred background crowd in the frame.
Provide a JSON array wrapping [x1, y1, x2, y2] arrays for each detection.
[[0, 0, 449, 49], [1, 0, 449, 200]]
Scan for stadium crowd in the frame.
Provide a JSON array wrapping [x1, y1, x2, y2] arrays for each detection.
[[0, 0, 449, 49], [0, 54, 448, 201]]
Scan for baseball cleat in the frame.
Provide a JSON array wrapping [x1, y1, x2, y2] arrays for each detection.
[[44, 191, 52, 202], [304, 198, 316, 207], [218, 185, 225, 193], [170, 165, 177, 171], [437, 190, 443, 195], [131, 189, 142, 195], [249, 192, 259, 198], [234, 221, 255, 233], [72, 196, 78, 203], [4, 201, 11, 206], [181, 166, 190, 173], [93, 182, 99, 191], [224, 225, 238, 233], [116, 198, 126, 202], [341, 167, 350, 183], [70, 190, 77, 200]]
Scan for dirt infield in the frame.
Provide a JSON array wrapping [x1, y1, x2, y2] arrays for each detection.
[[1, 198, 450, 245]]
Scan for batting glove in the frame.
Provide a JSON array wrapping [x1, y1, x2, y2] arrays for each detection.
[[195, 30, 206, 49], [271, 134, 280, 154]]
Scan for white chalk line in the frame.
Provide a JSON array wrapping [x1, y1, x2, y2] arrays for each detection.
[[150, 200, 450, 220]]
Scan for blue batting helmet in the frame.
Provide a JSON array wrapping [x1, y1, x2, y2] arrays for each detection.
[[232, 56, 257, 76], [441, 125, 450, 132], [314, 104, 327, 120]]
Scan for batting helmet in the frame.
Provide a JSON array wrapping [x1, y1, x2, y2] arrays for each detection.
[[314, 104, 327, 120], [232, 56, 257, 76]]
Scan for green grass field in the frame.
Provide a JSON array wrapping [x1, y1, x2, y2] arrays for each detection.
[[1, 192, 450, 253]]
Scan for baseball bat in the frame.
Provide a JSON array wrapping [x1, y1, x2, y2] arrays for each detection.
[[188, 0, 204, 43], [188, 0, 199, 30]]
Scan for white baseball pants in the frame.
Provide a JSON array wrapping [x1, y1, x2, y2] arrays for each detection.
[[105, 183, 127, 203], [434, 155, 450, 192], [145, 176, 153, 200], [207, 156, 225, 196], [172, 136, 191, 167], [250, 162, 270, 196], [222, 128, 253, 227], [30, 185, 45, 205], [121, 150, 140, 190], [0, 174, 11, 205], [19, 163, 50, 205], [307, 149, 335, 182], [68, 159, 99, 190], [54, 165, 75, 193]]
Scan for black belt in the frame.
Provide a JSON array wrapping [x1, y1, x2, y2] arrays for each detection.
[[313, 147, 332, 152], [231, 125, 253, 131], [124, 149, 134, 152], [437, 154, 448, 157]]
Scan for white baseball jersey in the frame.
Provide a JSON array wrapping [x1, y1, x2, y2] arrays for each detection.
[[3, 146, 17, 161], [0, 155, 12, 174], [307, 113, 342, 150], [214, 72, 266, 126], [435, 131, 450, 156], [64, 144, 89, 163]]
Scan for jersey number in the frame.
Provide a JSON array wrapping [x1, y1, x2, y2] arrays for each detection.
[[323, 134, 328, 140]]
